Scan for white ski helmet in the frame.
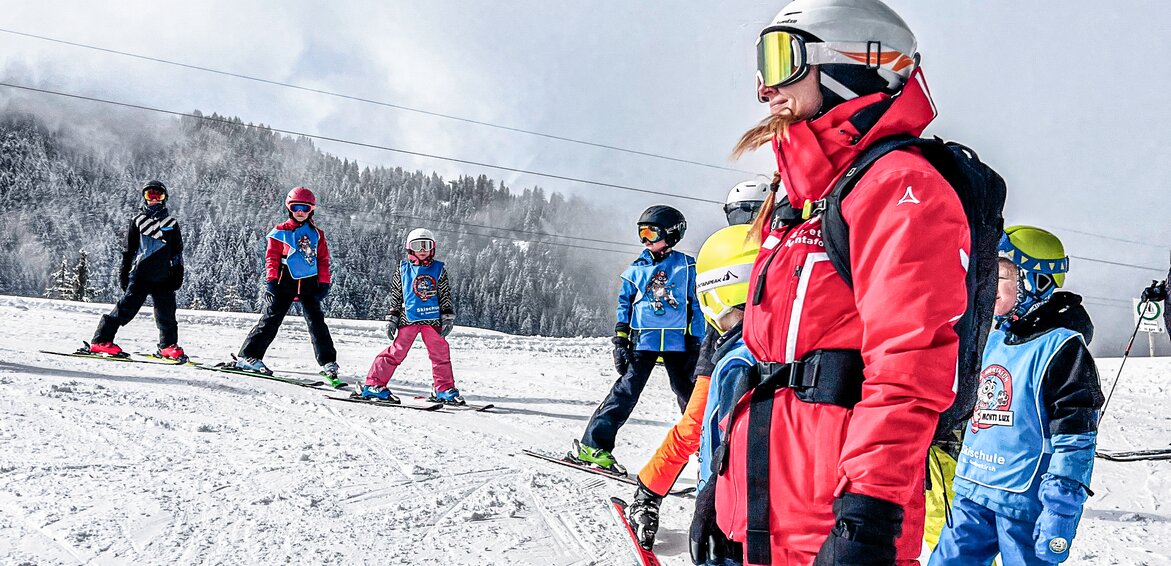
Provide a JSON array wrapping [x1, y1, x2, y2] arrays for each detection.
[[406, 228, 436, 246], [762, 0, 918, 100], [724, 179, 772, 225], [726, 179, 771, 206]]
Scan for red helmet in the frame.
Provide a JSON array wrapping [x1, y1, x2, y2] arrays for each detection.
[[285, 186, 316, 209]]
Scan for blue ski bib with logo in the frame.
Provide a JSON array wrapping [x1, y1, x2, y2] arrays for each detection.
[[955, 326, 1081, 493], [269, 224, 320, 280], [401, 260, 444, 322]]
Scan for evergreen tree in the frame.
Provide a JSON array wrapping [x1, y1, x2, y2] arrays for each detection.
[[43, 257, 75, 300], [72, 250, 96, 302]]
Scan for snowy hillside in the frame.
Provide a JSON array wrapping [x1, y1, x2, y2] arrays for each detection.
[[0, 295, 1167, 565]]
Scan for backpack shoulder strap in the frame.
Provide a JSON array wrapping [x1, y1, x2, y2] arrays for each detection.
[[820, 135, 942, 288]]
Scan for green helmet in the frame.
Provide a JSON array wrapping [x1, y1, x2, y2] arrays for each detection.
[[998, 225, 1069, 320]]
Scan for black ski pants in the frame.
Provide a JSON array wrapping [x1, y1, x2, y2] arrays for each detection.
[[238, 276, 336, 365], [581, 348, 699, 453], [93, 280, 178, 347]]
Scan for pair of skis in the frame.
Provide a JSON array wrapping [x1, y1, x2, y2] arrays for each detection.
[[324, 394, 495, 412], [41, 345, 335, 389], [524, 449, 694, 565], [522, 449, 694, 496]]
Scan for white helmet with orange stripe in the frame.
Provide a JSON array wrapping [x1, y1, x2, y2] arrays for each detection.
[[758, 0, 919, 104]]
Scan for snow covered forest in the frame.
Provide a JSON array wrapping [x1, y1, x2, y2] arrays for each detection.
[[0, 109, 627, 337]]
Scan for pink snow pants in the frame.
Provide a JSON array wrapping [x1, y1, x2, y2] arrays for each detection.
[[365, 324, 455, 392]]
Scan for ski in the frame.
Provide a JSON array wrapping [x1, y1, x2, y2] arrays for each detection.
[[135, 353, 195, 366], [1096, 448, 1171, 462], [325, 394, 444, 411], [522, 450, 695, 496], [40, 349, 183, 365], [413, 395, 495, 412], [195, 364, 326, 388], [609, 497, 663, 566]]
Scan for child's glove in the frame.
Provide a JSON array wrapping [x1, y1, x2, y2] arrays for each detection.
[[385, 313, 400, 341], [264, 280, 278, 304], [315, 282, 331, 303], [440, 314, 455, 337], [167, 265, 184, 291], [813, 492, 903, 566], [1034, 474, 1087, 563], [119, 272, 129, 292], [688, 483, 734, 565], [612, 335, 632, 376]]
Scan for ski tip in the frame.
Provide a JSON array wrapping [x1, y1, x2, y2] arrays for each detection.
[[610, 496, 628, 507]]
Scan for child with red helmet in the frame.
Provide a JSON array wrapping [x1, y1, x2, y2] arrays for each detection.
[[233, 187, 341, 386]]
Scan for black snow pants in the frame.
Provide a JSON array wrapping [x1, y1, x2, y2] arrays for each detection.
[[238, 275, 336, 365], [93, 280, 178, 348], [581, 348, 699, 453]]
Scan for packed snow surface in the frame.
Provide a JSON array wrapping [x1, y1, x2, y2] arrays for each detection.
[[0, 295, 1167, 565]]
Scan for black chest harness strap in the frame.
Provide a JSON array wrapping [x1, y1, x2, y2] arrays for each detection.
[[720, 349, 866, 565]]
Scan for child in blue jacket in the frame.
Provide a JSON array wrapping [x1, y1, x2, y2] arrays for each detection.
[[573, 205, 705, 474], [930, 226, 1104, 565]]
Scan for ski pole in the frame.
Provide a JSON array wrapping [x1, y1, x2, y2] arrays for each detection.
[[1100, 298, 1149, 420]]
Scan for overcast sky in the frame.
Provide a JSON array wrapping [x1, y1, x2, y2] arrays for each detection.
[[2, 1, 1169, 354]]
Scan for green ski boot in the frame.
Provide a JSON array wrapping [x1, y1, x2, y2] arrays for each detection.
[[320, 362, 347, 389], [571, 439, 628, 476]]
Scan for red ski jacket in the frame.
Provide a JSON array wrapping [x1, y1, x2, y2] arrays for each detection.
[[716, 69, 970, 564], [264, 219, 332, 284]]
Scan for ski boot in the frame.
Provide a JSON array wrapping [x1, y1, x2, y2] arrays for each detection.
[[320, 362, 346, 389], [626, 481, 663, 550], [234, 356, 272, 375], [358, 384, 400, 403], [570, 439, 627, 476], [83, 341, 127, 358], [157, 344, 188, 363], [431, 387, 465, 406]]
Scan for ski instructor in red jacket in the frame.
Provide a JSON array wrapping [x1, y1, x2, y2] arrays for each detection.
[[705, 1, 971, 565]]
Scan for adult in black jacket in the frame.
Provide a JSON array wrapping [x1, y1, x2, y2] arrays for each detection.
[[86, 180, 185, 360]]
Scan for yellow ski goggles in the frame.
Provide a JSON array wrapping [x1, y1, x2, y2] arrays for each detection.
[[756, 29, 913, 89]]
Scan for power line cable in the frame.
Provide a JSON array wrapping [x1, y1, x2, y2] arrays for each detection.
[[1054, 225, 1170, 250], [1068, 254, 1165, 273], [0, 81, 724, 205], [0, 27, 756, 175]]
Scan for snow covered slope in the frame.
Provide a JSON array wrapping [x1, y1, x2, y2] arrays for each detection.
[[0, 295, 1166, 565]]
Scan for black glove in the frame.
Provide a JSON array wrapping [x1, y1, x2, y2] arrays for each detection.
[[119, 271, 129, 292], [315, 282, 331, 303], [386, 313, 400, 341], [627, 481, 663, 550], [813, 492, 904, 566], [612, 335, 632, 376], [1141, 280, 1168, 303], [689, 483, 733, 565], [167, 265, 184, 291], [685, 334, 702, 353], [263, 280, 278, 305], [440, 314, 455, 337]]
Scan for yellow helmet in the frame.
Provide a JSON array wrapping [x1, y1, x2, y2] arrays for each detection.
[[695, 225, 761, 332], [999, 225, 1068, 289]]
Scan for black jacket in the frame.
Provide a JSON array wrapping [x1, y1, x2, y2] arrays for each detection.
[[120, 211, 184, 289], [1003, 291, 1104, 436]]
